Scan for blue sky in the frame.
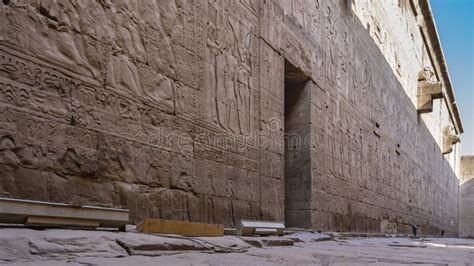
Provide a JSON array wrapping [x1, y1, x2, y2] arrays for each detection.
[[430, 0, 474, 155]]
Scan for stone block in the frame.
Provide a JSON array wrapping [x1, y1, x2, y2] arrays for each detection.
[[0, 197, 129, 230], [416, 67, 443, 113]]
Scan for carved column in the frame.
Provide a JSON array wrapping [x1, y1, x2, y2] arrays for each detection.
[[417, 67, 443, 113]]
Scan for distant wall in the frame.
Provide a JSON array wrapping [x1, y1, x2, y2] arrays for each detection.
[[460, 156, 474, 238]]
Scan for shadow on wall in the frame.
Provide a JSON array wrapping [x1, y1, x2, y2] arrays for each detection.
[[460, 177, 474, 238], [299, 0, 461, 235]]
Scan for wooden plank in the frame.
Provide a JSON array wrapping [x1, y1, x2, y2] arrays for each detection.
[[138, 219, 224, 237], [0, 197, 129, 230]]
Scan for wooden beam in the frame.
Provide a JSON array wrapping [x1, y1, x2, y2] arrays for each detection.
[[138, 219, 224, 237]]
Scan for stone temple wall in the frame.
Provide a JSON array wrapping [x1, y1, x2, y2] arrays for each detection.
[[460, 156, 474, 238], [0, 0, 462, 235]]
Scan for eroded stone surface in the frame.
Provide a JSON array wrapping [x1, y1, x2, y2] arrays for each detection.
[[116, 234, 250, 256], [1, 229, 473, 265], [0, 228, 250, 263], [0, 228, 128, 263], [240, 236, 294, 248]]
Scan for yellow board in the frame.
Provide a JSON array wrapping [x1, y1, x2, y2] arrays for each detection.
[[138, 218, 224, 237]]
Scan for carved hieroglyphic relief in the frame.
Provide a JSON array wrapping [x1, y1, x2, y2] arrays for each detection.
[[205, 0, 253, 135], [0, 0, 199, 106]]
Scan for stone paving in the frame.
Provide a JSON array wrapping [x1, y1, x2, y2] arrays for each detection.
[[1, 228, 473, 265]]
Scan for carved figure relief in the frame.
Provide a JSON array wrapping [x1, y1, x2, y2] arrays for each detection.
[[219, 19, 239, 134], [25, 0, 100, 78], [106, 52, 142, 95], [2, 0, 189, 103], [336, 29, 350, 97], [205, 1, 253, 135], [235, 31, 252, 135], [144, 73, 174, 112], [0, 136, 20, 168], [340, 31, 349, 74], [135, 0, 179, 77], [206, 2, 222, 125], [324, 6, 337, 88]]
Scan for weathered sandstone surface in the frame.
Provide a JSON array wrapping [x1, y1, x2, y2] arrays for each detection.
[[0, 0, 462, 235]]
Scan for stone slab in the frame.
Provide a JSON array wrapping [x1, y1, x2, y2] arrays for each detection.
[[1, 228, 474, 265], [238, 220, 285, 236], [388, 242, 427, 248], [285, 231, 332, 242], [0, 228, 250, 263], [240, 236, 294, 247]]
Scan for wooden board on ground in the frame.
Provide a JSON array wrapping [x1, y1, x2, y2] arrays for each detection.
[[0, 197, 129, 230], [138, 218, 224, 237]]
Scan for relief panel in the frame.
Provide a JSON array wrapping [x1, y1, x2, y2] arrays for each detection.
[[204, 0, 256, 136]]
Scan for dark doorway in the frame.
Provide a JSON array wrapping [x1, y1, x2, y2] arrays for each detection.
[[284, 60, 311, 228]]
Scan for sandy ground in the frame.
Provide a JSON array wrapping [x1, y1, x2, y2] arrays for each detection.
[[0, 228, 473, 265]]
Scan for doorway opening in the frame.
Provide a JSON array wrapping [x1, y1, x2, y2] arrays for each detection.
[[284, 60, 311, 228]]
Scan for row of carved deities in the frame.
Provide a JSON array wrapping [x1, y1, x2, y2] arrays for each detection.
[[416, 67, 460, 154]]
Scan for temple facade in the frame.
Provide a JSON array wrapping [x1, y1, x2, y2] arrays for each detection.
[[0, 0, 463, 235]]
